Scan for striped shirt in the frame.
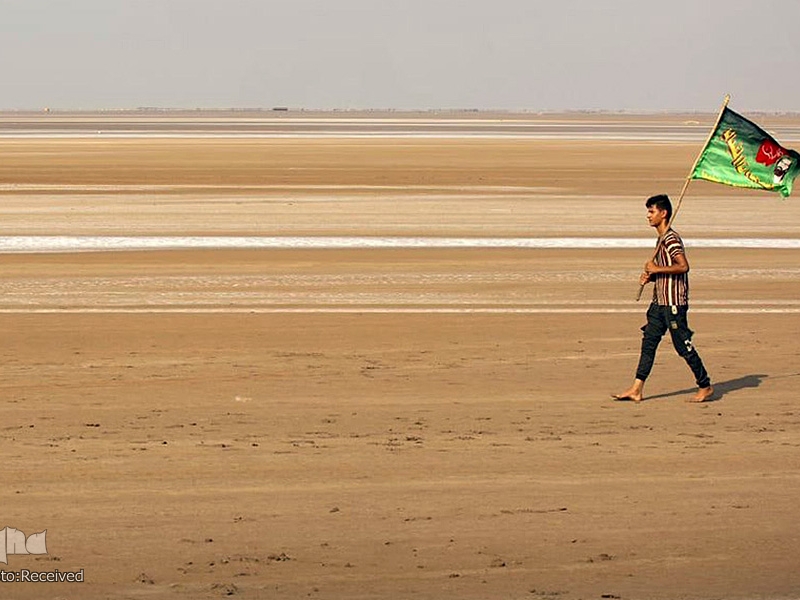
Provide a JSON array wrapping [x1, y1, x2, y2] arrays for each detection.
[[652, 229, 689, 306]]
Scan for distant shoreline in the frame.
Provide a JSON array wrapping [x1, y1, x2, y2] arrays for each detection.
[[1, 236, 798, 254], [2, 108, 800, 120]]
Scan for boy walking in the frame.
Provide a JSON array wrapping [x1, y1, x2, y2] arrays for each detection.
[[613, 194, 714, 403]]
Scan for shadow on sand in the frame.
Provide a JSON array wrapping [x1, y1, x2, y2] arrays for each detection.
[[643, 374, 769, 402]]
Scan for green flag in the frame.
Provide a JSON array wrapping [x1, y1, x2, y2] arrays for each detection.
[[691, 107, 800, 198]]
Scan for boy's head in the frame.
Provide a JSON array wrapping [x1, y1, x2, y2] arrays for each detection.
[[645, 194, 672, 224]]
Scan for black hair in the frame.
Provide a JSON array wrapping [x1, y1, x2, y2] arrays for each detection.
[[645, 194, 672, 223]]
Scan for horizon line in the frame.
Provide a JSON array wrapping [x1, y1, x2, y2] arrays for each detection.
[[3, 107, 800, 117]]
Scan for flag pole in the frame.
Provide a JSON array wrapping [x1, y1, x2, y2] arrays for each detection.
[[636, 94, 731, 301]]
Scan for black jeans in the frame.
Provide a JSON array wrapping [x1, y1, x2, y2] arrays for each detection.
[[635, 302, 711, 388]]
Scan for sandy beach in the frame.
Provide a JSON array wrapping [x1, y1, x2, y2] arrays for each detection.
[[1, 112, 799, 599]]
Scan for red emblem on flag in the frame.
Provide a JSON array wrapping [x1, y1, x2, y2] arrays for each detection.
[[756, 139, 787, 166]]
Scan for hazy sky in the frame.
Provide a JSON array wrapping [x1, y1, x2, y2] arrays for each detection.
[[1, 0, 798, 112]]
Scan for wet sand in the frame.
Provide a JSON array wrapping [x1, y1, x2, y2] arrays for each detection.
[[1, 113, 799, 599]]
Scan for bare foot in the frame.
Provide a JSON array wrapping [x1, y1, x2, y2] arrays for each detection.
[[687, 386, 714, 403], [611, 388, 643, 403]]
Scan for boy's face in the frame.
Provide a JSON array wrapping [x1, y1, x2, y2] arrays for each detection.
[[646, 205, 668, 228]]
